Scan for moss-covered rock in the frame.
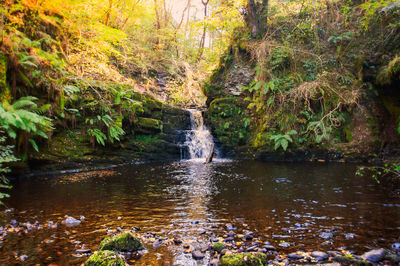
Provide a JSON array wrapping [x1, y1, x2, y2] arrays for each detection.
[[85, 251, 125, 266], [207, 97, 250, 148], [219, 252, 267, 266], [32, 129, 93, 161], [213, 242, 226, 253], [99, 232, 144, 252], [134, 117, 163, 134], [333, 256, 373, 266]]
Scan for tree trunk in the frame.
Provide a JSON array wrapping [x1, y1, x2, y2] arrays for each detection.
[[197, 0, 209, 61], [245, 0, 268, 39]]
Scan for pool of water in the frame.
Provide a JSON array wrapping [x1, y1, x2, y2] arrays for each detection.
[[1, 160, 399, 265]]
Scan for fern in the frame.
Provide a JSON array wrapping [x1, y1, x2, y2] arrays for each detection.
[[0, 97, 53, 152]]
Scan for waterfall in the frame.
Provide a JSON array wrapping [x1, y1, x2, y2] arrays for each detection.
[[184, 109, 214, 160]]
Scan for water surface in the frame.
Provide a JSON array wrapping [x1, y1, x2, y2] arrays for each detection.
[[1, 160, 399, 265]]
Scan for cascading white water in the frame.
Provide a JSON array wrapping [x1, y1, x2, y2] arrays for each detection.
[[184, 109, 214, 159]]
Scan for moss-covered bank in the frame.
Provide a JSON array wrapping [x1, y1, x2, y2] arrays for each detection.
[[203, 2, 400, 162]]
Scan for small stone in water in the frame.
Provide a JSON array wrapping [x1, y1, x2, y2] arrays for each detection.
[[76, 249, 91, 254], [288, 253, 303, 260], [345, 233, 355, 239], [19, 255, 28, 261], [392, 243, 400, 251], [174, 238, 182, 245], [319, 232, 333, 239], [263, 245, 277, 251], [279, 242, 290, 248], [80, 216, 85, 220], [10, 219, 18, 226], [117, 216, 122, 220], [311, 251, 329, 261], [64, 216, 81, 225], [192, 250, 205, 260]]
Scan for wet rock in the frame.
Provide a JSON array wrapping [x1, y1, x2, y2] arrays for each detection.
[[228, 231, 236, 237], [85, 251, 124, 266], [246, 246, 258, 252], [263, 245, 277, 251], [10, 220, 18, 226], [392, 243, 400, 251], [80, 216, 85, 220], [173, 238, 182, 245], [213, 242, 226, 253], [116, 227, 123, 233], [76, 249, 92, 254], [64, 216, 81, 226], [183, 244, 190, 249], [278, 242, 290, 248], [210, 237, 218, 242], [224, 237, 234, 242], [19, 255, 28, 261], [192, 250, 205, 260], [199, 229, 206, 235], [328, 250, 342, 257], [244, 231, 254, 240], [4, 209, 13, 214], [117, 216, 122, 220], [219, 252, 267, 266], [226, 223, 234, 230], [288, 253, 303, 260], [311, 251, 329, 261], [99, 232, 144, 252], [361, 248, 386, 263], [319, 232, 333, 239], [193, 220, 199, 224]]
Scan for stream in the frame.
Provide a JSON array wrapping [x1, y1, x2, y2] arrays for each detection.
[[1, 160, 399, 265]]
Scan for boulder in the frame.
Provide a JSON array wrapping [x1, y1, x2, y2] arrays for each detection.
[[99, 232, 144, 252]]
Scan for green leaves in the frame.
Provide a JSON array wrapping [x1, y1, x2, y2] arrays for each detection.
[[269, 130, 297, 151], [88, 128, 107, 146], [0, 97, 53, 152]]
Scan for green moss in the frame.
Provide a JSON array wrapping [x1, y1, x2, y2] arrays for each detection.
[[85, 251, 124, 266], [376, 56, 400, 85], [219, 252, 267, 266], [0, 54, 10, 101], [34, 129, 93, 161], [333, 256, 373, 266], [134, 117, 163, 134], [213, 242, 226, 253], [99, 232, 144, 252], [0, 54, 7, 89], [207, 97, 250, 147]]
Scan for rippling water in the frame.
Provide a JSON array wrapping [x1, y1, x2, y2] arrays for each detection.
[[1, 160, 399, 265]]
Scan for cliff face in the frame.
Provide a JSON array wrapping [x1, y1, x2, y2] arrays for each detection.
[[204, 3, 400, 162]]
